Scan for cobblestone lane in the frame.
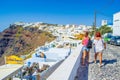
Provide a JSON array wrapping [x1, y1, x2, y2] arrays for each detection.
[[76, 44, 120, 80]]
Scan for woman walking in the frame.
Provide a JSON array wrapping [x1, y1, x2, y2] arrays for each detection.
[[81, 31, 90, 66], [93, 32, 106, 67]]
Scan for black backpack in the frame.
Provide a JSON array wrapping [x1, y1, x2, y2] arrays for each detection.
[[86, 38, 92, 48]]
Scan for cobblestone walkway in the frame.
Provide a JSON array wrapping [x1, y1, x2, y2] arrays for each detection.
[[76, 44, 120, 80]]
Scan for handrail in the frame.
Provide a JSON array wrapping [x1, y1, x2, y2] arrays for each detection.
[[47, 44, 83, 80]]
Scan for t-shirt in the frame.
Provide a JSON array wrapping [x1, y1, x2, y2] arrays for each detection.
[[93, 39, 104, 53], [82, 37, 89, 46]]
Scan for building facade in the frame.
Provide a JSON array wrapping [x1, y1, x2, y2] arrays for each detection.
[[101, 20, 107, 26], [113, 12, 120, 36]]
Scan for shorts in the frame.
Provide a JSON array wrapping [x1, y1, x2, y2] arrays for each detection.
[[82, 46, 90, 52], [94, 47, 104, 53]]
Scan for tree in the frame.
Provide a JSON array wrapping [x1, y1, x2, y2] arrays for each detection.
[[89, 25, 112, 37], [98, 25, 112, 35]]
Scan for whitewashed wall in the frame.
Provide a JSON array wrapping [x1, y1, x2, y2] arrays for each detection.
[[47, 44, 83, 80]]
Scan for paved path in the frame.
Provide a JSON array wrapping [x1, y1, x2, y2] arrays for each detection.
[[76, 44, 120, 80]]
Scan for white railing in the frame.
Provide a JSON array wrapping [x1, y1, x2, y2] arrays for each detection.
[[47, 44, 83, 80], [0, 64, 23, 80]]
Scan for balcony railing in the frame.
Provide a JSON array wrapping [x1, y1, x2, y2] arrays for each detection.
[[47, 44, 83, 80]]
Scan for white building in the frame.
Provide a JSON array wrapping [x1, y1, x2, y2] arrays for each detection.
[[101, 20, 107, 26], [65, 24, 70, 28], [14, 22, 25, 26], [113, 12, 120, 36]]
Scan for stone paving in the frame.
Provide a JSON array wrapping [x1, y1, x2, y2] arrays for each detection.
[[76, 44, 120, 80]]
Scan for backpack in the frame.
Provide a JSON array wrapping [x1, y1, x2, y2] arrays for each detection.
[[86, 38, 92, 48]]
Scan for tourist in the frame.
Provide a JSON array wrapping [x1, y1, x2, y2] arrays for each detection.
[[81, 31, 91, 66], [93, 32, 106, 67]]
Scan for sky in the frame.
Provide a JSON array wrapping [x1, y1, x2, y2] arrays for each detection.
[[0, 0, 120, 32]]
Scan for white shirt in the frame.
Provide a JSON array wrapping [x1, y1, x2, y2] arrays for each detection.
[[93, 39, 104, 53]]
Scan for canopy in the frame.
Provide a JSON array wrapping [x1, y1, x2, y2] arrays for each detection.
[[6, 55, 24, 64]]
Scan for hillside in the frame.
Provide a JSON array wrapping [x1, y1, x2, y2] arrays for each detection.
[[0, 24, 56, 65]]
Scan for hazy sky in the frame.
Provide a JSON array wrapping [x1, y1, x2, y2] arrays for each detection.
[[0, 0, 120, 32]]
